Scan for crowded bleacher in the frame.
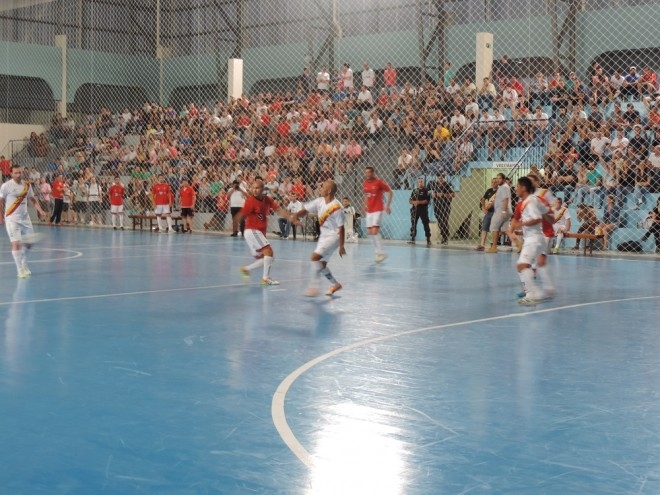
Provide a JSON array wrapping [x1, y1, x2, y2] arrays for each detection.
[[11, 56, 660, 252]]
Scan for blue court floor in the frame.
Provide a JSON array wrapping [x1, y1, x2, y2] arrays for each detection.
[[1, 227, 660, 495]]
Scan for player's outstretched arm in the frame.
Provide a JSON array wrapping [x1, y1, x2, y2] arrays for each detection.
[[287, 207, 305, 226]]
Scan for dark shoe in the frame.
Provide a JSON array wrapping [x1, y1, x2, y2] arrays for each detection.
[[406, 240, 415, 245], [230, 232, 238, 237], [426, 239, 432, 247], [120, 226, 124, 230]]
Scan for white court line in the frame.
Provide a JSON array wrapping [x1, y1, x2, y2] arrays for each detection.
[[0, 277, 309, 307], [271, 294, 660, 468], [0, 248, 83, 265]]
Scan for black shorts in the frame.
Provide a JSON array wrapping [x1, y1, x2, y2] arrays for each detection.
[[63, 203, 70, 212], [181, 208, 194, 218], [73, 202, 87, 213]]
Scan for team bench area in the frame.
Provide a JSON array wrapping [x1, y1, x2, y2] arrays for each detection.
[[564, 232, 605, 256], [128, 214, 183, 231]]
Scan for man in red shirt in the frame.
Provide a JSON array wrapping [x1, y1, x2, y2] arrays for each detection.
[[107, 176, 125, 230], [49, 174, 66, 225], [235, 179, 292, 286], [0, 155, 11, 181], [179, 177, 196, 233], [383, 62, 397, 95], [150, 175, 174, 233], [363, 166, 392, 262]]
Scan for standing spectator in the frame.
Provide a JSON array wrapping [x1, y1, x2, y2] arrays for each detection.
[[205, 186, 230, 231], [299, 67, 313, 95], [62, 179, 72, 224], [49, 174, 65, 225], [342, 63, 354, 92], [72, 178, 88, 224], [107, 176, 125, 230], [443, 62, 454, 87], [229, 179, 247, 237], [383, 62, 397, 95], [38, 177, 52, 216], [316, 66, 330, 93], [0, 156, 11, 181], [486, 173, 512, 252], [87, 176, 103, 225], [476, 177, 498, 251], [431, 175, 455, 245], [362, 62, 375, 89], [407, 177, 431, 246]]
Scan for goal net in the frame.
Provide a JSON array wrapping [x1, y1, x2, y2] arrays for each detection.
[[1, 0, 659, 254]]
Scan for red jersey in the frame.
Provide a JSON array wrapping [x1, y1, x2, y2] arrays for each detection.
[[363, 178, 391, 213], [216, 192, 229, 212], [179, 185, 196, 208], [291, 182, 306, 201], [0, 159, 11, 175], [151, 183, 172, 206], [52, 179, 65, 199], [241, 195, 279, 234], [108, 184, 124, 206]]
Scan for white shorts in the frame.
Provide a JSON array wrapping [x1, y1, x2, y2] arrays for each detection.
[[154, 205, 171, 216], [244, 229, 271, 257], [553, 224, 568, 235], [111, 205, 124, 214], [314, 234, 340, 261], [518, 236, 546, 265], [5, 218, 34, 244], [365, 211, 383, 228], [490, 212, 511, 233]]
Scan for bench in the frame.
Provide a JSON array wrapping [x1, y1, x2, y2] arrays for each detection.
[[128, 214, 183, 231], [564, 232, 605, 256]]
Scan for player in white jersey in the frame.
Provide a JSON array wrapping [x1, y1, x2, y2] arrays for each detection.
[[0, 165, 47, 278], [292, 180, 346, 297], [511, 177, 555, 305], [341, 197, 358, 243], [552, 197, 571, 253]]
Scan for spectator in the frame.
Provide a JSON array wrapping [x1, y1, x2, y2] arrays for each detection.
[[639, 197, 660, 253], [571, 204, 598, 251], [597, 195, 621, 250], [552, 198, 571, 253], [316, 66, 330, 93], [638, 66, 659, 98], [621, 66, 640, 101], [486, 172, 512, 253], [476, 177, 498, 251], [0, 156, 11, 181], [383, 62, 397, 95], [477, 76, 497, 110], [407, 177, 432, 246], [361, 62, 375, 89], [431, 175, 455, 245], [632, 160, 651, 210]]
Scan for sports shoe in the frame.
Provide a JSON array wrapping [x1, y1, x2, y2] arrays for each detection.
[[22, 265, 31, 276], [375, 253, 387, 263], [518, 297, 540, 306], [552, 246, 559, 254], [406, 240, 415, 245], [326, 283, 342, 296], [426, 239, 432, 247], [476, 245, 485, 251], [17, 269, 30, 279], [304, 287, 320, 297], [485, 246, 498, 253], [113, 226, 117, 230], [120, 226, 124, 230], [516, 291, 526, 299], [239, 266, 250, 282], [261, 278, 280, 286]]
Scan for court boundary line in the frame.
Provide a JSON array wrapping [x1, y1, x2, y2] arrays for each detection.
[[271, 294, 660, 468], [0, 248, 83, 265]]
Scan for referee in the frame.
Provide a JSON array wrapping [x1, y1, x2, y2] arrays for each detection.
[[408, 177, 431, 246]]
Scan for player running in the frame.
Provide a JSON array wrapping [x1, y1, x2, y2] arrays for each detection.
[[0, 165, 47, 278], [236, 179, 293, 286], [292, 180, 346, 297], [363, 166, 392, 262]]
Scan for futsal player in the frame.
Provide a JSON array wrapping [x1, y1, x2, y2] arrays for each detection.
[[292, 180, 346, 297], [151, 174, 174, 233], [179, 177, 196, 233], [0, 165, 47, 278], [363, 166, 392, 262], [511, 177, 555, 306], [236, 179, 293, 286]]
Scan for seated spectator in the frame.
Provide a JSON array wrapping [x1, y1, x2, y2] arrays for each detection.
[[529, 72, 550, 107], [637, 66, 658, 98], [616, 157, 636, 205], [571, 204, 598, 251], [609, 70, 625, 100], [628, 124, 648, 158], [598, 195, 621, 250], [550, 156, 577, 203], [477, 76, 497, 110], [632, 160, 652, 210], [621, 66, 640, 101]]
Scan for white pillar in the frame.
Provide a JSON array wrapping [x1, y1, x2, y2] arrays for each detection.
[[475, 32, 494, 87], [54, 34, 67, 117], [227, 58, 243, 103]]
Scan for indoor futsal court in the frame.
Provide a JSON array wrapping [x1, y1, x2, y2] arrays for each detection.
[[1, 227, 660, 494]]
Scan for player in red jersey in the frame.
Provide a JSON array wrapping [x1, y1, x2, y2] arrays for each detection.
[[362, 166, 392, 262], [235, 179, 293, 285], [179, 177, 196, 233], [150, 175, 174, 233], [107, 176, 125, 230]]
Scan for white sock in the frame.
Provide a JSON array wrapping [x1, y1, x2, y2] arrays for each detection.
[[156, 216, 164, 230], [245, 258, 264, 271], [371, 233, 384, 254], [166, 216, 173, 230], [263, 256, 273, 279], [20, 245, 28, 267], [309, 260, 323, 287], [111, 214, 117, 227], [556, 232, 563, 248], [536, 264, 554, 292], [320, 267, 338, 285], [519, 268, 540, 300], [12, 250, 22, 272], [119, 214, 124, 227]]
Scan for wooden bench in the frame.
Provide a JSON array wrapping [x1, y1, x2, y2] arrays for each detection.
[[128, 214, 183, 231], [564, 232, 605, 256]]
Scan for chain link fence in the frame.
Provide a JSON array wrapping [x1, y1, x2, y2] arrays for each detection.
[[1, 0, 659, 253]]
